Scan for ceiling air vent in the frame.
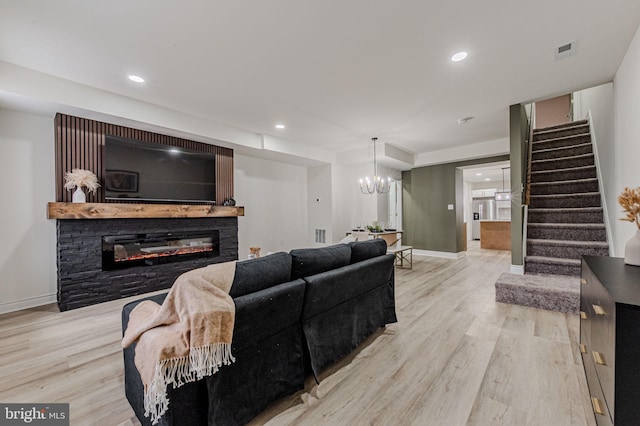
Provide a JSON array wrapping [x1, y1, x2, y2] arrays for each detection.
[[555, 40, 578, 61]]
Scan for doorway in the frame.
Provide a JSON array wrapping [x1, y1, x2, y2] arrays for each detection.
[[460, 161, 511, 251]]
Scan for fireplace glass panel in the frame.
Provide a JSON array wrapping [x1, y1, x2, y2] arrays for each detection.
[[102, 230, 220, 270]]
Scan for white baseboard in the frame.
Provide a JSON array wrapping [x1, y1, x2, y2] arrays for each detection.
[[0, 293, 57, 315], [510, 265, 524, 275], [413, 249, 466, 259]]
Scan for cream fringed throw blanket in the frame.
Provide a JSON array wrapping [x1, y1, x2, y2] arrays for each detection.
[[122, 261, 237, 424]]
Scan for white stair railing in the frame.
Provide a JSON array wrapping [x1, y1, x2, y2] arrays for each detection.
[[587, 110, 614, 256]]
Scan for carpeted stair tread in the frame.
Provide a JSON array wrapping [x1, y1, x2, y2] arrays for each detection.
[[533, 122, 589, 135], [524, 256, 582, 266], [529, 178, 599, 196], [531, 133, 592, 151], [528, 207, 604, 224], [530, 154, 594, 172], [533, 125, 591, 141], [529, 191, 601, 199], [532, 131, 590, 141], [527, 238, 609, 248], [527, 222, 607, 242], [495, 272, 579, 313], [528, 223, 605, 229], [533, 120, 587, 132], [527, 238, 609, 260], [530, 165, 596, 182], [530, 177, 598, 186], [531, 152, 594, 166], [524, 257, 582, 277], [529, 192, 601, 208], [528, 206, 604, 213], [531, 142, 593, 160]]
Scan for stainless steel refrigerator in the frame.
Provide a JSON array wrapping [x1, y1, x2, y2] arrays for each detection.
[[471, 198, 496, 240]]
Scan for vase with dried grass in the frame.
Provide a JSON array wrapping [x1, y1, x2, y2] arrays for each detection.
[[64, 169, 100, 203], [618, 187, 640, 266]]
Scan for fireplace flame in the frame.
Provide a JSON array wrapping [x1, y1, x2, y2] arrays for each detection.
[[115, 246, 213, 263]]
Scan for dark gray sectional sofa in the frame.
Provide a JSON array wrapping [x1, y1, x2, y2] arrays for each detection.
[[122, 238, 396, 425]]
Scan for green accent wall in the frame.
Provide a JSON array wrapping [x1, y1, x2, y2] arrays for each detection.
[[403, 154, 509, 253], [509, 104, 528, 267]]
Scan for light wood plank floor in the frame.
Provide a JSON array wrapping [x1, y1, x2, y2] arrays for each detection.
[[0, 243, 596, 425]]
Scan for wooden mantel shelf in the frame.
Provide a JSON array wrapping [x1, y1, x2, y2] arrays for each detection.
[[47, 202, 245, 219]]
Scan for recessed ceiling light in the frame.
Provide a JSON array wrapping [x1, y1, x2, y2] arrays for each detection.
[[485, 178, 491, 181], [128, 75, 145, 83], [476, 173, 482, 176], [275, 124, 285, 129], [451, 51, 468, 62]]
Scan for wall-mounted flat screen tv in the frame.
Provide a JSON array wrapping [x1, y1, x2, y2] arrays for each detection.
[[105, 136, 216, 203]]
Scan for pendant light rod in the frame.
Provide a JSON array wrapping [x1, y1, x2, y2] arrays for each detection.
[[495, 166, 511, 201], [372, 137, 378, 178]]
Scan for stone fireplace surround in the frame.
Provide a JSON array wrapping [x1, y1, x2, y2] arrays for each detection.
[[56, 216, 238, 311]]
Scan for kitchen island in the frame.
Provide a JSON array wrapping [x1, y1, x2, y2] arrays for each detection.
[[480, 220, 511, 250]]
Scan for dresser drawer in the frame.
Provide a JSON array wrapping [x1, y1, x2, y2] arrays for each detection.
[[581, 349, 613, 426], [587, 281, 616, 408], [580, 269, 599, 345], [581, 256, 640, 424]]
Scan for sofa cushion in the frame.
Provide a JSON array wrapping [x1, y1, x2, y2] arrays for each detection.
[[349, 238, 387, 263], [290, 244, 352, 280], [229, 252, 293, 298]]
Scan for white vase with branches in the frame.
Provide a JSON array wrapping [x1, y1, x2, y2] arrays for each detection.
[[64, 169, 100, 203], [619, 187, 640, 265]]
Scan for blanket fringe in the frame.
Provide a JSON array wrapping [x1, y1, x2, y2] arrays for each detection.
[[143, 343, 235, 425]]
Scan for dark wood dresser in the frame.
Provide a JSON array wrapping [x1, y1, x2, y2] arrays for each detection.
[[580, 256, 640, 425]]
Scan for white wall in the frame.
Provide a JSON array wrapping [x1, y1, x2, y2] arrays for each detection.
[[575, 83, 616, 254], [614, 24, 640, 256], [330, 164, 351, 243], [237, 157, 402, 252], [375, 164, 402, 229], [414, 137, 509, 167], [470, 182, 500, 191], [0, 109, 57, 313], [332, 163, 377, 235], [308, 164, 333, 246], [330, 162, 403, 243], [234, 154, 309, 257]]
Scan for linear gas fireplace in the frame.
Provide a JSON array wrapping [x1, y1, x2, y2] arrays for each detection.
[[102, 230, 220, 271]]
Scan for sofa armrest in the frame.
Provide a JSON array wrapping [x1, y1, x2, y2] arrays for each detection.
[[121, 292, 168, 336]]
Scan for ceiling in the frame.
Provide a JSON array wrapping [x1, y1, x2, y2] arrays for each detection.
[[461, 162, 510, 185], [1, 1, 639, 168]]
